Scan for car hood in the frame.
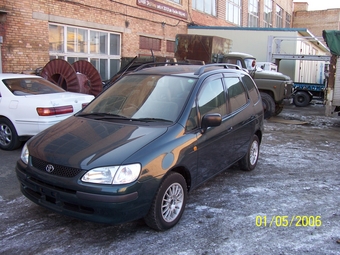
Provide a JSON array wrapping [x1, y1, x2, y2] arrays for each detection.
[[28, 116, 168, 170], [253, 69, 292, 81]]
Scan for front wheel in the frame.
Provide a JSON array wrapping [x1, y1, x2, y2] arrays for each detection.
[[0, 118, 21, 151], [274, 104, 284, 116], [144, 172, 187, 231], [239, 135, 260, 171], [260, 92, 275, 119]]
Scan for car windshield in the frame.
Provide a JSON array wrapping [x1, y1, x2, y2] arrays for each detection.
[[82, 74, 197, 122], [3, 78, 65, 95]]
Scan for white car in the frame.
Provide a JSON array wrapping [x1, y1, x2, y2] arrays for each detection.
[[0, 73, 95, 150]]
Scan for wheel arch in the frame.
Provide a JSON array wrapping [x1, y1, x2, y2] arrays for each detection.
[[0, 115, 15, 129], [167, 166, 192, 192], [255, 130, 263, 144], [0, 115, 29, 141], [258, 89, 274, 100]]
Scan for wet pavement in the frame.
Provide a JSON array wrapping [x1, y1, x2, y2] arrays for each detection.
[[1, 102, 340, 254]]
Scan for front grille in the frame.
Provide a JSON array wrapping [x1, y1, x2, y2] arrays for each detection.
[[31, 156, 82, 178]]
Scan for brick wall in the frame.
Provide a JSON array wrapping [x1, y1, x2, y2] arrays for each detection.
[[0, 0, 295, 73], [1, 0, 191, 73], [293, 2, 308, 12], [293, 8, 340, 38], [1, 2, 49, 73]]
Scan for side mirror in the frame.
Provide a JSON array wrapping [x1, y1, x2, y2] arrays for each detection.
[[201, 113, 221, 132]]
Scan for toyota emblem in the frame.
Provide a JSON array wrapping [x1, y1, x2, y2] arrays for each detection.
[[45, 164, 55, 173]]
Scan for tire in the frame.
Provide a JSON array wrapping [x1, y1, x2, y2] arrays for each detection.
[[239, 135, 260, 171], [293, 91, 311, 107], [274, 104, 284, 116], [144, 172, 187, 231], [0, 117, 21, 151], [260, 92, 275, 119]]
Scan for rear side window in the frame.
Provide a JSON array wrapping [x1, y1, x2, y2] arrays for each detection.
[[197, 78, 227, 118], [242, 75, 260, 104], [224, 77, 248, 112]]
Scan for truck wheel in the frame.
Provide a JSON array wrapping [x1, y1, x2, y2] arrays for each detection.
[[144, 172, 187, 231], [260, 92, 275, 119], [274, 104, 284, 116], [293, 91, 310, 107]]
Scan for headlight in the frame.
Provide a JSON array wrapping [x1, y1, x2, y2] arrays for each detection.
[[81, 163, 141, 185], [21, 143, 29, 165], [112, 164, 141, 184]]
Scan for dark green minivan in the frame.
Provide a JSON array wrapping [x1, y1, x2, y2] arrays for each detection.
[[16, 63, 264, 231]]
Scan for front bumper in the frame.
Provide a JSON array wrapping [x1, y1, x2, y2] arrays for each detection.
[[15, 160, 153, 224]]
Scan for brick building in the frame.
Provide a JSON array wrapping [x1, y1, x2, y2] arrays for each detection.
[[0, 0, 294, 78], [293, 2, 340, 41]]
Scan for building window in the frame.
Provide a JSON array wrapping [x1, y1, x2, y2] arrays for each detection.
[[192, 0, 216, 16], [169, 0, 180, 3], [248, 0, 259, 27], [139, 36, 161, 51], [263, 0, 272, 28], [49, 25, 64, 53], [90, 31, 108, 54], [226, 0, 241, 25], [49, 24, 121, 80], [276, 5, 283, 28], [167, 40, 175, 53], [285, 12, 291, 28], [67, 27, 88, 53]]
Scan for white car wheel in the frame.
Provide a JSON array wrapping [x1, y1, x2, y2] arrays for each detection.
[[0, 118, 21, 151]]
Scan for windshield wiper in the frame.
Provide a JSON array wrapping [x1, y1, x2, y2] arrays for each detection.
[[136, 118, 173, 123], [76, 112, 128, 119], [77, 113, 173, 123]]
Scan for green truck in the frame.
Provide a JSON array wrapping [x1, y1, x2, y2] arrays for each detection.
[[174, 34, 294, 119], [222, 52, 294, 119]]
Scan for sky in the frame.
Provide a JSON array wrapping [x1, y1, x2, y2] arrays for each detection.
[[293, 0, 340, 11]]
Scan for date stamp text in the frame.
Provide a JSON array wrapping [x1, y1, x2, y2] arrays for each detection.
[[255, 215, 322, 227]]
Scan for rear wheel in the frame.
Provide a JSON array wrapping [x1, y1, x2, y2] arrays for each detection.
[[239, 135, 260, 171], [0, 118, 21, 151], [260, 92, 275, 119], [144, 172, 187, 231], [293, 91, 311, 107]]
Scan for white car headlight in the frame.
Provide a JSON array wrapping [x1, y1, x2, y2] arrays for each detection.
[[21, 143, 29, 165], [81, 164, 141, 185]]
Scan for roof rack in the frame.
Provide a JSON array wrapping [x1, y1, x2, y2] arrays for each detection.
[[194, 63, 242, 75], [133, 61, 193, 72]]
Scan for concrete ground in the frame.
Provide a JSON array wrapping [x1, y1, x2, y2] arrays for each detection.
[[1, 102, 339, 255]]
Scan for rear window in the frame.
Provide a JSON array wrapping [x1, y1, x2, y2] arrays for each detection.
[[224, 77, 248, 112], [3, 78, 65, 95], [241, 75, 260, 104]]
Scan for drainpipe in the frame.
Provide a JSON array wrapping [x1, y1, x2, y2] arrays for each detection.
[[0, 35, 2, 73]]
